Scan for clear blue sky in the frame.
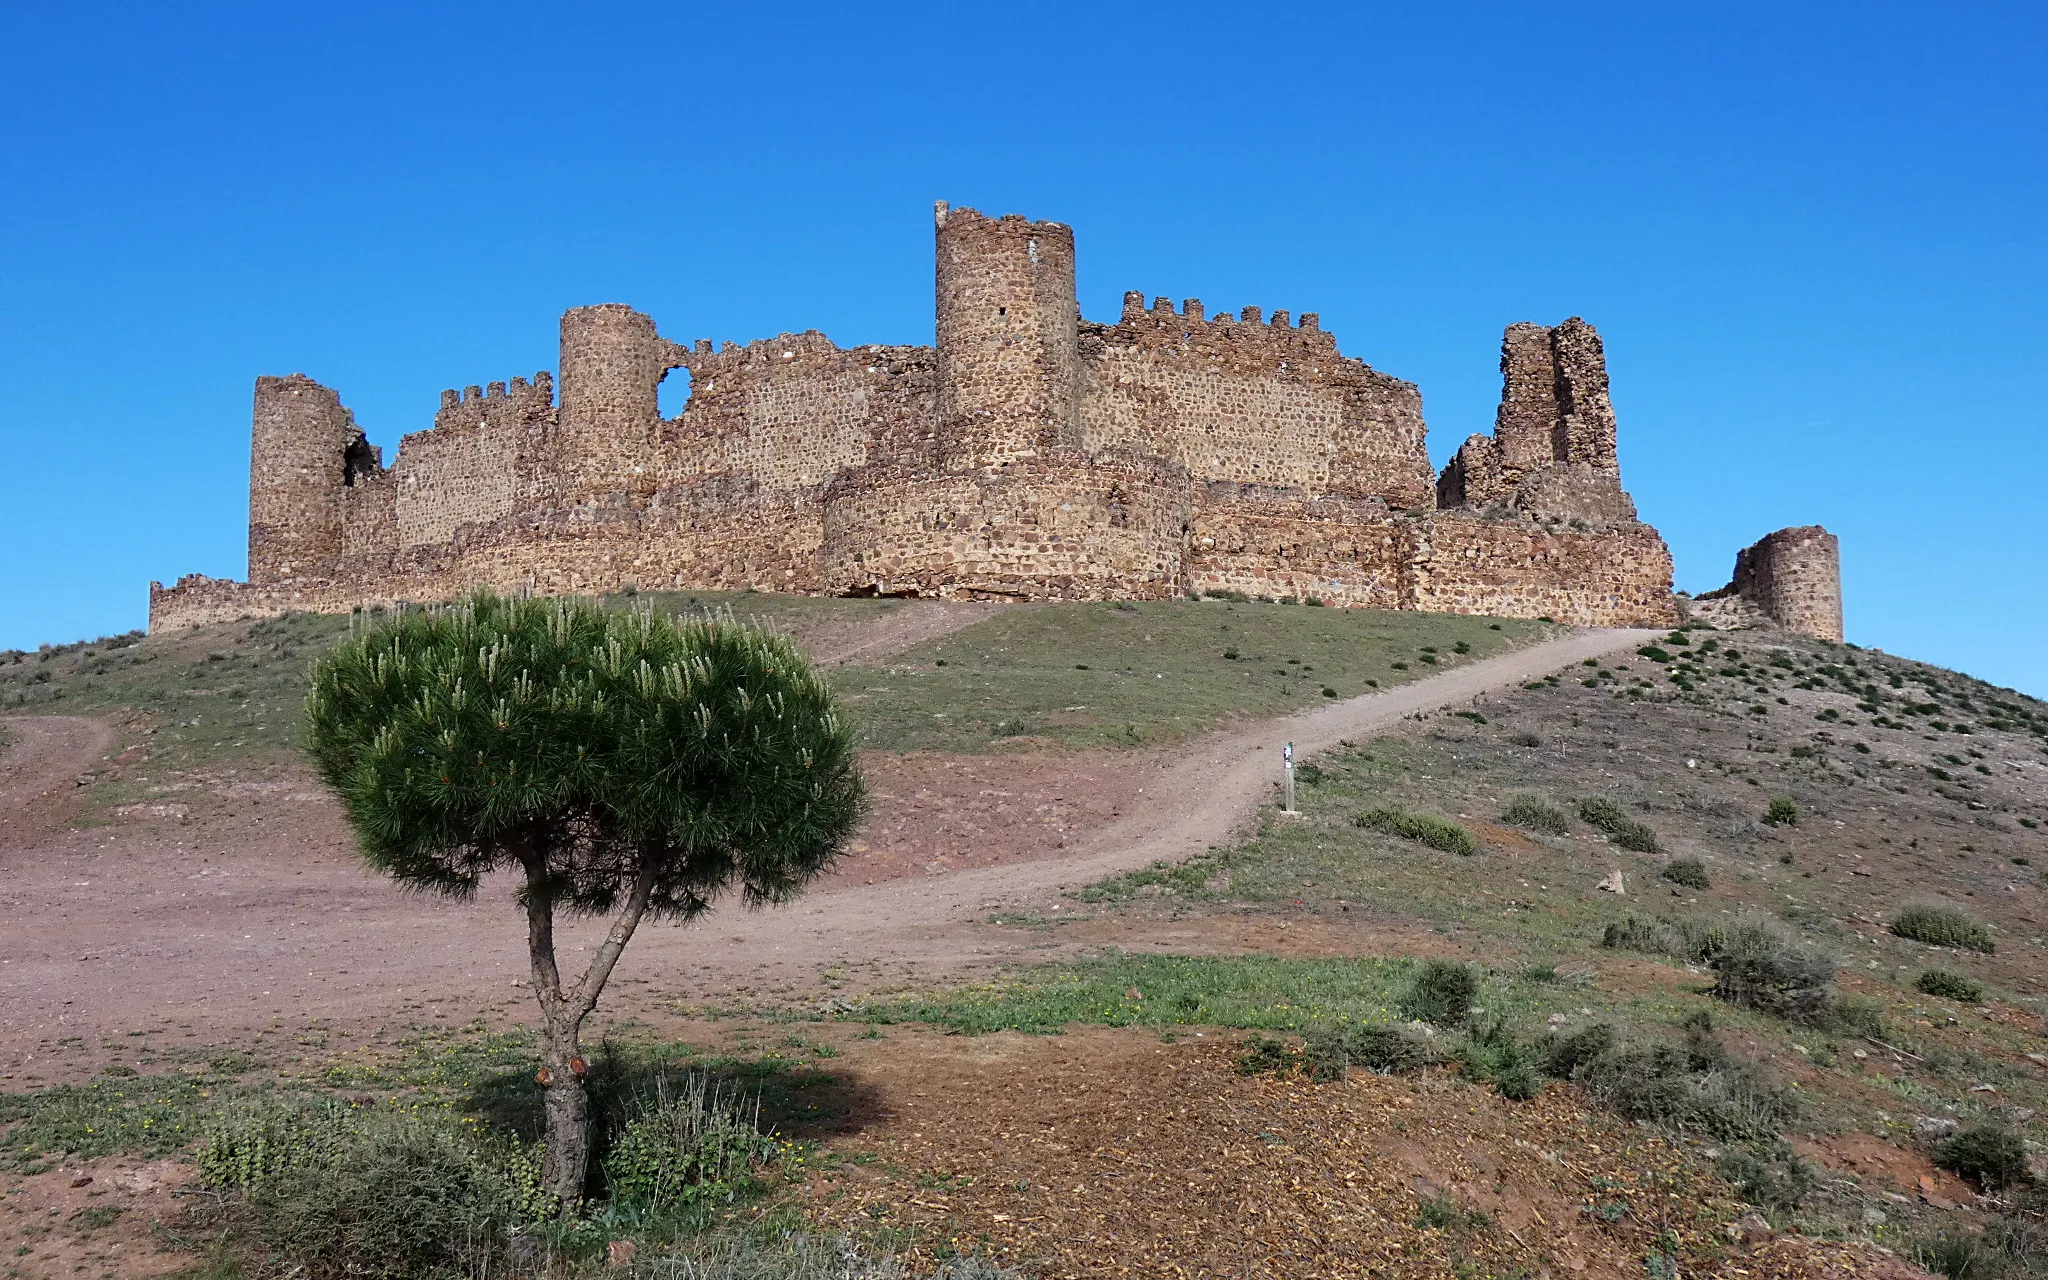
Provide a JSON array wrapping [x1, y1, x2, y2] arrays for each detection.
[[3, 3, 2042, 694]]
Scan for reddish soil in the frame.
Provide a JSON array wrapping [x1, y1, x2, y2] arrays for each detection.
[[797, 1025, 1931, 1280]]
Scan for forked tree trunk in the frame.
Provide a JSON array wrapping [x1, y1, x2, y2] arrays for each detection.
[[522, 859, 659, 1210]]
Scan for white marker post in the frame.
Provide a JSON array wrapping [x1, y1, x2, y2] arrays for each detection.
[[1282, 741, 1296, 814]]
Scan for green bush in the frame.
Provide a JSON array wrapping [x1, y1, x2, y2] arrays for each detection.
[[1353, 806, 1477, 856], [1600, 914, 1726, 963], [1937, 1124, 2033, 1189], [1893, 904, 1996, 953], [1402, 959, 1479, 1027], [1234, 1035, 1294, 1076], [1567, 1030, 1795, 1143], [1300, 1023, 1435, 1082], [1461, 1021, 1542, 1101], [1661, 857, 1710, 890], [1710, 913, 1836, 1025], [1540, 1023, 1616, 1080], [1764, 795, 1799, 826], [1916, 968, 1987, 1003], [1500, 794, 1569, 835], [1716, 1144, 1819, 1211], [220, 1109, 532, 1278], [1577, 797, 1660, 853], [601, 1073, 777, 1214]]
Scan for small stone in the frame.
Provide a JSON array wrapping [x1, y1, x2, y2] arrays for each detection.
[[1597, 870, 1625, 895], [1913, 1115, 1959, 1140], [69, 1176, 92, 1189], [1728, 1212, 1773, 1245]]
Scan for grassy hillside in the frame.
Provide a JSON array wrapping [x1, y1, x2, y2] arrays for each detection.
[[919, 626, 2048, 1258], [0, 594, 1544, 791], [833, 600, 1543, 752]]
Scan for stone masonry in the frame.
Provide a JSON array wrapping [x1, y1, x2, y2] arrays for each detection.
[[148, 202, 1800, 634], [1688, 526, 1844, 642]]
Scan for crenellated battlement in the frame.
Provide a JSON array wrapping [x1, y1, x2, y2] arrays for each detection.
[[431, 371, 555, 433], [152, 201, 1692, 635]]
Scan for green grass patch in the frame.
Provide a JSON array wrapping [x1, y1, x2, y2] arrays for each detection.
[[1915, 968, 1987, 1003], [1353, 805, 1477, 855], [1892, 904, 1996, 953], [855, 952, 1556, 1036], [831, 602, 1542, 753], [1577, 797, 1661, 853], [1500, 793, 1570, 835]]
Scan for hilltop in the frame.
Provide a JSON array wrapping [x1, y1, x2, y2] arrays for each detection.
[[0, 598, 2043, 1278]]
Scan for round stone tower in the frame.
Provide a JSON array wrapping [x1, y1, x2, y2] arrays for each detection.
[[932, 202, 1081, 471], [247, 374, 375, 584], [555, 304, 668, 500]]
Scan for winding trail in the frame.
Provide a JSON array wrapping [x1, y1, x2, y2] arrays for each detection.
[[0, 626, 1658, 1061]]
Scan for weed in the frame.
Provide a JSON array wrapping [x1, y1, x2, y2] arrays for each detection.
[[1763, 795, 1799, 826], [1577, 797, 1660, 853], [1709, 913, 1836, 1025], [1300, 1023, 1436, 1082], [1715, 1144, 1819, 1211], [1937, 1124, 2033, 1189], [1403, 960, 1478, 1028], [1661, 857, 1710, 890], [1353, 806, 1477, 856], [1916, 969, 1987, 1003], [1892, 904, 1996, 953], [1507, 790, 1564, 839], [1414, 1192, 1492, 1232]]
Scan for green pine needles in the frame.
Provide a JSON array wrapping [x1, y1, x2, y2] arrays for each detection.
[[304, 593, 866, 1208]]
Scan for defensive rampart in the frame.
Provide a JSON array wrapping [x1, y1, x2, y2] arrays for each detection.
[[151, 202, 1703, 633]]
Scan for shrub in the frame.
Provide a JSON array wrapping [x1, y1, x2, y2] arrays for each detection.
[[1461, 1021, 1542, 1101], [1403, 959, 1479, 1027], [1710, 913, 1836, 1025], [602, 1073, 777, 1214], [1301, 1023, 1434, 1082], [1293, 762, 1324, 786], [1916, 968, 1987, 1003], [1541, 1023, 1616, 1080], [1601, 914, 1726, 964], [1569, 1032, 1795, 1142], [1577, 797, 1660, 853], [1353, 806, 1477, 856], [1893, 904, 1995, 953], [1938, 1124, 2033, 1189], [1716, 1144, 1820, 1211], [1661, 857, 1710, 890], [1500, 794, 1569, 835], [221, 1109, 530, 1278], [1764, 795, 1799, 826], [1830, 993, 1887, 1039], [1234, 1035, 1294, 1076]]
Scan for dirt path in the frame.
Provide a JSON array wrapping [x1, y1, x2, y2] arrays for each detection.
[[0, 627, 1657, 1070], [806, 600, 1009, 667], [0, 716, 113, 825]]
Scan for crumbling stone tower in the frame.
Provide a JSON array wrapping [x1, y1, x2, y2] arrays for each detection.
[[1436, 318, 1627, 517], [1692, 525, 1844, 641], [247, 374, 379, 584]]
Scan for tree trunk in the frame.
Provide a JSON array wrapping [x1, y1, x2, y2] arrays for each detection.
[[522, 856, 660, 1212]]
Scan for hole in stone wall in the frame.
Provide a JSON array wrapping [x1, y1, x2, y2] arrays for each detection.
[[341, 435, 379, 487], [658, 367, 693, 420]]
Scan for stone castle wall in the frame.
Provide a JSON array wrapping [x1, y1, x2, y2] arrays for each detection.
[[153, 202, 1695, 634]]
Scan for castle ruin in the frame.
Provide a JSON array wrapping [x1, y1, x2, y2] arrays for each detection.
[[148, 203, 1837, 638]]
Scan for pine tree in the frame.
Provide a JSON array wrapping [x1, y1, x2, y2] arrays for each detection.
[[304, 593, 865, 1208]]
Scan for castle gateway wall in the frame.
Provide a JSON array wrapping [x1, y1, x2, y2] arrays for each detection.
[[151, 203, 1687, 634]]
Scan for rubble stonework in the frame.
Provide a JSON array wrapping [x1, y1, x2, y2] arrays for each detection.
[[1689, 526, 1844, 641], [151, 203, 1692, 632]]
